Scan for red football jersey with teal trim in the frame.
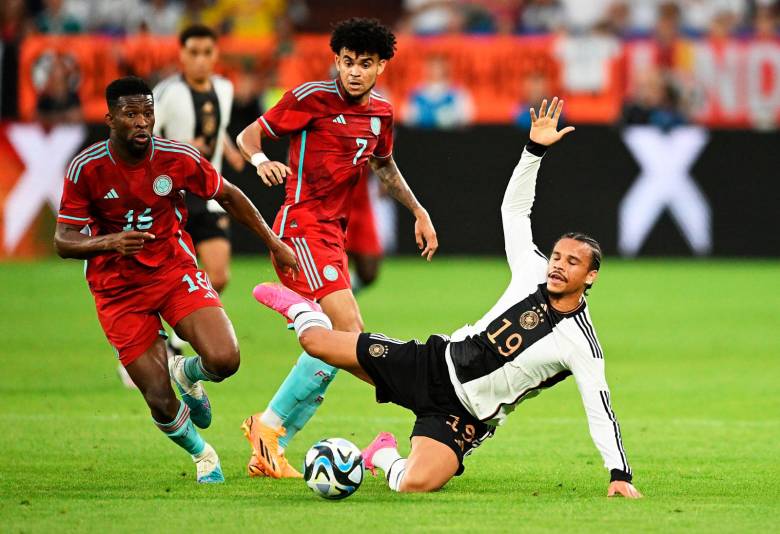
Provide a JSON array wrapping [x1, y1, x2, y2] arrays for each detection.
[[57, 137, 223, 292], [257, 79, 394, 244]]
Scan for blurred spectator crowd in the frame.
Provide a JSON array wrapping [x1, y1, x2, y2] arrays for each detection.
[[400, 0, 778, 38], [1, 0, 776, 38], [1, 0, 778, 129]]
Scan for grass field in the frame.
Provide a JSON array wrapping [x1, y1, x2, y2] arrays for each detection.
[[1, 257, 779, 533]]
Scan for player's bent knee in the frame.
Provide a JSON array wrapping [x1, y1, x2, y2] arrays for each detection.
[[203, 346, 240, 379]]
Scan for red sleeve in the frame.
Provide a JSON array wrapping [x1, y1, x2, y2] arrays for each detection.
[[373, 111, 394, 159], [257, 90, 315, 139], [57, 174, 91, 226], [184, 155, 224, 200]]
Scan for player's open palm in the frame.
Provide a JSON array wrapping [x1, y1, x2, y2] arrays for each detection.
[[529, 97, 575, 147], [257, 160, 292, 187], [607, 480, 643, 499]]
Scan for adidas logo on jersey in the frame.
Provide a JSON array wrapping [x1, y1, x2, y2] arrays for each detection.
[[332, 114, 347, 125], [104, 188, 119, 199]]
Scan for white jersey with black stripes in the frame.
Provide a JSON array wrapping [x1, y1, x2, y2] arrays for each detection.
[[443, 146, 632, 478]]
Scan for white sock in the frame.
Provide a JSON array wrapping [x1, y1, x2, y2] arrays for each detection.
[[386, 458, 407, 492], [372, 446, 401, 472], [288, 303, 320, 319], [169, 330, 186, 350], [260, 409, 283, 429], [293, 311, 332, 337]]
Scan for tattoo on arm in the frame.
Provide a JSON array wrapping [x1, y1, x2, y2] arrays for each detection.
[[370, 156, 423, 214]]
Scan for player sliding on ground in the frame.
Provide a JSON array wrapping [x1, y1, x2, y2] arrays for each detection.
[[54, 77, 298, 484], [252, 98, 643, 497]]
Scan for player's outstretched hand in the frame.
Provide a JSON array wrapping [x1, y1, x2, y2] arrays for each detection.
[[271, 240, 300, 278], [607, 481, 643, 499], [256, 160, 292, 187], [414, 209, 438, 261], [110, 231, 155, 256], [529, 97, 575, 147]]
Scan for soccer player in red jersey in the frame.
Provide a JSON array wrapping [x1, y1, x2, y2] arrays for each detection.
[[236, 18, 438, 478], [54, 77, 298, 484]]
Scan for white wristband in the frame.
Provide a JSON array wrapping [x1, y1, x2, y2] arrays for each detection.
[[250, 152, 270, 167]]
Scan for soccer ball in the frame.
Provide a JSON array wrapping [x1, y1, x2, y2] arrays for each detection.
[[303, 438, 364, 500]]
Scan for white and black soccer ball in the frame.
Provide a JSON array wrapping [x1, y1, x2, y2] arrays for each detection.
[[303, 438, 364, 500]]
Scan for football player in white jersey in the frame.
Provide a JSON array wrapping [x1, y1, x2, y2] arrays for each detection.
[[251, 98, 642, 498]]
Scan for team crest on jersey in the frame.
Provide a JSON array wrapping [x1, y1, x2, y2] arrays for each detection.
[[368, 343, 387, 358], [520, 310, 541, 330], [370, 117, 381, 136], [322, 265, 339, 282], [153, 175, 173, 196]]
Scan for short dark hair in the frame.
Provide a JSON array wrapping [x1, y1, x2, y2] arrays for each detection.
[[179, 24, 217, 47], [105, 76, 152, 109], [330, 18, 396, 60], [554, 232, 602, 293]]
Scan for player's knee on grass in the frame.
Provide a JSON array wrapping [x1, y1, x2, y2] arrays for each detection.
[[398, 470, 449, 493]]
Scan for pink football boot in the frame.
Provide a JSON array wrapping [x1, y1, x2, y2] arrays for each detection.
[[361, 432, 398, 476], [252, 282, 321, 321]]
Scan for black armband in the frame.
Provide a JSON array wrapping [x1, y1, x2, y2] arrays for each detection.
[[525, 140, 548, 157], [610, 469, 633, 483]]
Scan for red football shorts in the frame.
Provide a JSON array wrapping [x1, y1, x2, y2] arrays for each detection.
[[93, 262, 222, 366], [346, 180, 382, 257], [272, 236, 351, 301]]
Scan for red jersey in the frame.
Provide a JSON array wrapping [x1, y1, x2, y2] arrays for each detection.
[[257, 79, 394, 245], [57, 137, 223, 292]]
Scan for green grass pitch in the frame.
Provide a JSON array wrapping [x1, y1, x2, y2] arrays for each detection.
[[1, 257, 779, 532]]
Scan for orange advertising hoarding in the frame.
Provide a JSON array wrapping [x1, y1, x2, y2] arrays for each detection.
[[18, 34, 780, 127]]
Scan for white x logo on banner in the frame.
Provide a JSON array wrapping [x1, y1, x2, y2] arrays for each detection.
[[3, 123, 86, 253], [619, 126, 711, 256]]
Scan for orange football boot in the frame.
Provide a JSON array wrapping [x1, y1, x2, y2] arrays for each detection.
[[247, 453, 268, 477], [241, 414, 303, 479]]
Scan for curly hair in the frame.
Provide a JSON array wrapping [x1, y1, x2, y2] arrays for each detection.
[[330, 18, 396, 60]]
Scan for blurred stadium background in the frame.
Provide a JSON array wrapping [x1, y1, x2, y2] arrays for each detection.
[[1, 0, 778, 259], [1, 1, 779, 531]]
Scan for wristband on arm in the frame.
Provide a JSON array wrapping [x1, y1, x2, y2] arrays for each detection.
[[525, 140, 548, 157], [250, 152, 270, 167], [610, 469, 633, 483]]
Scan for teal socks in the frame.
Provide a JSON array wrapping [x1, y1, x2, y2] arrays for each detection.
[[269, 352, 338, 448], [279, 370, 337, 448], [154, 401, 205, 456], [183, 356, 221, 383]]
